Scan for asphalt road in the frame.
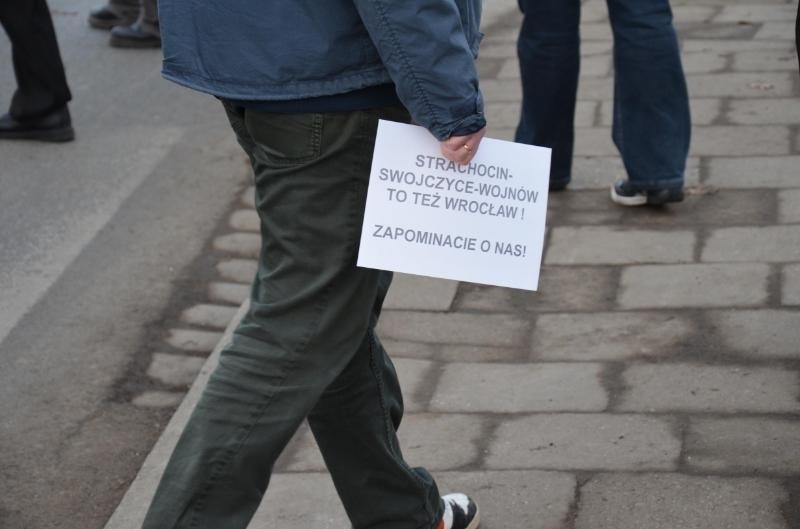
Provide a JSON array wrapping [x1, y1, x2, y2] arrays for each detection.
[[0, 1, 248, 527]]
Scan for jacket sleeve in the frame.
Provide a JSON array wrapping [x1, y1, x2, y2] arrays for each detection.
[[352, 0, 486, 140]]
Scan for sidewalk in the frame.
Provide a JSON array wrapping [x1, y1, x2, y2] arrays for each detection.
[[106, 1, 800, 528]]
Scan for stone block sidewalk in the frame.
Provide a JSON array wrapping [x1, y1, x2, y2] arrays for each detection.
[[105, 1, 800, 528]]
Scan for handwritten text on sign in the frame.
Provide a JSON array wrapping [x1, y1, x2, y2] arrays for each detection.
[[357, 120, 551, 291]]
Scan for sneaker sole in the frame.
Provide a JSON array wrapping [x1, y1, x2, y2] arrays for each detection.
[[0, 126, 75, 142], [646, 188, 684, 205], [466, 508, 481, 529], [109, 35, 162, 48], [88, 18, 123, 30], [610, 186, 647, 206]]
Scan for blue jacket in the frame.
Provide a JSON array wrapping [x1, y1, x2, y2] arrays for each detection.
[[159, 0, 485, 140]]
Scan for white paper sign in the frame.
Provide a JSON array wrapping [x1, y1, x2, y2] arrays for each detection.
[[358, 120, 551, 291]]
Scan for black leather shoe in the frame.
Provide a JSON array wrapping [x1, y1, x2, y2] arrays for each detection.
[[110, 21, 161, 48], [0, 107, 75, 142], [88, 4, 139, 30]]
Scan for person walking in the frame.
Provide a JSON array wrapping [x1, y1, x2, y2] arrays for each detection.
[[88, 0, 160, 48], [515, 0, 691, 206], [140, 1, 486, 529], [0, 0, 74, 142]]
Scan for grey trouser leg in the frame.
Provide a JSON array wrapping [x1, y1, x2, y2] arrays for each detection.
[[141, 104, 442, 529]]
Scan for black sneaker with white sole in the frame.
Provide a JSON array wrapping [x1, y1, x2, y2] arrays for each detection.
[[438, 493, 480, 529], [610, 178, 684, 206]]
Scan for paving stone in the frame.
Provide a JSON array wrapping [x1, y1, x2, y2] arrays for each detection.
[[484, 101, 520, 129], [213, 233, 261, 258], [180, 304, 239, 330], [166, 328, 223, 353], [250, 473, 346, 528], [576, 77, 613, 100], [707, 156, 800, 188], [568, 156, 701, 190], [601, 98, 721, 126], [457, 266, 616, 313], [686, 417, 800, 475], [478, 44, 517, 59], [618, 363, 800, 413], [711, 309, 800, 359], [208, 281, 250, 306], [438, 344, 525, 363], [240, 185, 255, 208], [682, 39, 793, 53], [686, 72, 796, 97], [381, 339, 524, 363], [228, 209, 259, 232], [383, 274, 459, 311], [579, 55, 612, 77], [132, 391, 185, 408], [580, 1, 608, 23], [575, 473, 787, 529], [703, 226, 800, 262], [733, 49, 799, 72], [216, 258, 258, 283], [434, 470, 576, 529], [477, 56, 505, 79], [484, 23, 518, 43], [555, 187, 772, 227], [681, 22, 759, 40], [580, 22, 613, 41], [672, 5, 717, 23], [480, 79, 522, 103], [545, 227, 695, 265], [286, 413, 485, 472], [754, 22, 796, 40], [495, 59, 519, 80], [377, 311, 529, 347], [573, 128, 617, 155], [681, 51, 728, 74], [485, 127, 515, 142], [393, 358, 435, 413], [782, 264, 800, 305], [580, 41, 612, 55], [618, 263, 770, 309], [454, 284, 518, 312], [485, 99, 596, 129], [713, 4, 798, 23], [146, 353, 207, 387], [381, 339, 439, 359], [778, 189, 800, 224], [487, 414, 680, 471], [432, 363, 607, 413], [729, 98, 800, 126], [690, 126, 790, 156], [532, 312, 692, 361]]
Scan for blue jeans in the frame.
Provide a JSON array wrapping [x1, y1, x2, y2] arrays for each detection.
[[515, 0, 691, 191]]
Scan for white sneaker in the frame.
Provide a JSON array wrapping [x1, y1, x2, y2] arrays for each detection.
[[439, 493, 480, 529]]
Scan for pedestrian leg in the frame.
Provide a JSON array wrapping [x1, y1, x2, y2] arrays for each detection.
[[308, 271, 442, 529], [515, 0, 581, 190], [0, 0, 71, 119], [141, 105, 441, 529], [606, 0, 690, 192]]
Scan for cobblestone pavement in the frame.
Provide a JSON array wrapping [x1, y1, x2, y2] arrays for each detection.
[[108, 1, 800, 528]]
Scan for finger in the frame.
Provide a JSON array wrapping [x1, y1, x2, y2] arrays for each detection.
[[440, 142, 473, 164]]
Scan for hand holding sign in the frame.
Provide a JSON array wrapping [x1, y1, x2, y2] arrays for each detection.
[[440, 127, 486, 165], [358, 121, 551, 291]]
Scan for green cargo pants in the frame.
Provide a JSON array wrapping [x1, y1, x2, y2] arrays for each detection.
[[141, 104, 443, 529]]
